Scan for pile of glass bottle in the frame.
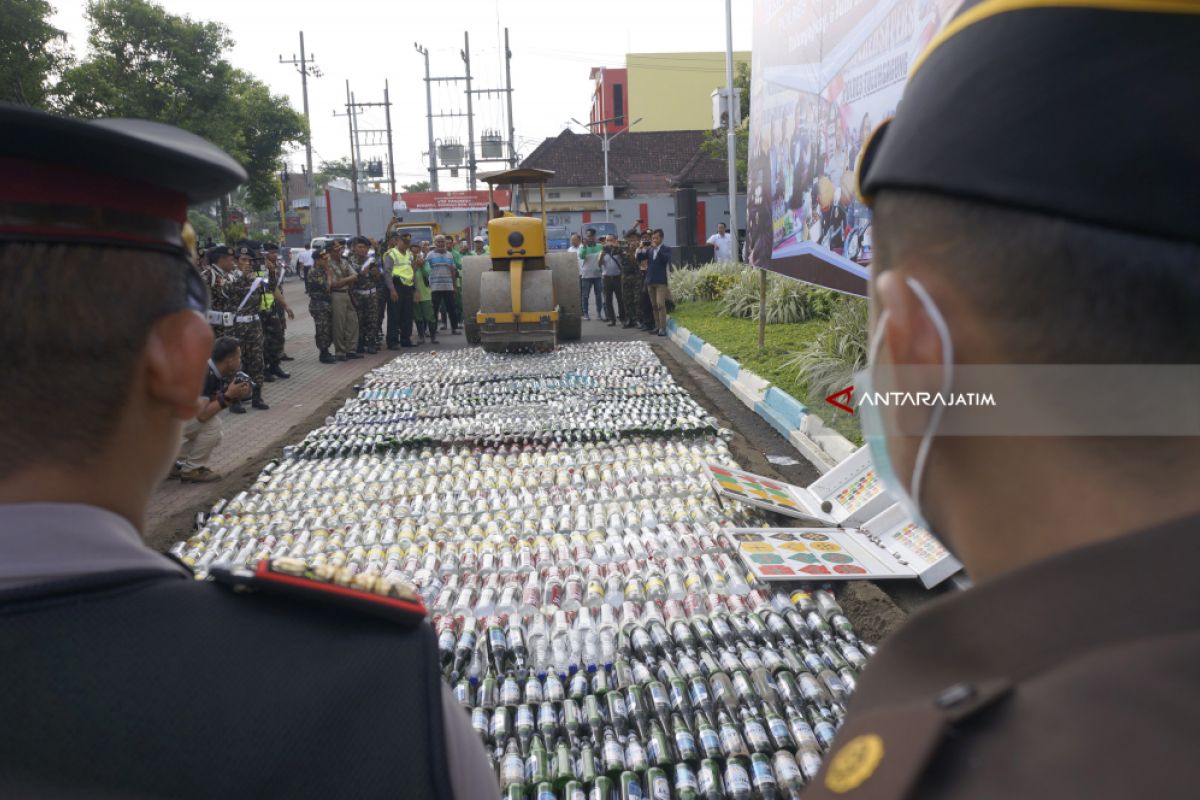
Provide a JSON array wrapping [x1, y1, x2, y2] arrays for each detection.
[[173, 343, 872, 800]]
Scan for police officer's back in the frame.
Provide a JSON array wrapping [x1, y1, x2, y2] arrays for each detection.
[[0, 104, 495, 799], [803, 5, 1200, 799]]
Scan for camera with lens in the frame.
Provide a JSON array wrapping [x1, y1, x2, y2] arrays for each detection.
[[231, 371, 257, 389]]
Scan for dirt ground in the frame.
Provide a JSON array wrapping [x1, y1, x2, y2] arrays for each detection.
[[151, 340, 929, 644]]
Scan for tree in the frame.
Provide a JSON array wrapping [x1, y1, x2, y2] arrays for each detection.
[[315, 157, 354, 190], [402, 180, 431, 193], [701, 61, 752, 186], [0, 0, 73, 108], [59, 0, 307, 219], [187, 208, 221, 244]]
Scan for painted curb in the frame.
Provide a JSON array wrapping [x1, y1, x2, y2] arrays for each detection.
[[666, 314, 855, 474]]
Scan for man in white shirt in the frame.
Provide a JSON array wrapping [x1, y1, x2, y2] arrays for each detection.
[[706, 222, 734, 262]]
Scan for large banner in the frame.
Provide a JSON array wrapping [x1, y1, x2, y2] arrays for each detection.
[[398, 190, 512, 212], [747, 0, 962, 295]]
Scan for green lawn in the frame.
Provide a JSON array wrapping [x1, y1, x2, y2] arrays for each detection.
[[670, 301, 862, 444]]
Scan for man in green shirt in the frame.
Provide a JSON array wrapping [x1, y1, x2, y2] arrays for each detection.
[[413, 244, 436, 344]]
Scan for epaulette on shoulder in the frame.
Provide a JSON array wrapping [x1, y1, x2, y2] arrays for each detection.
[[209, 558, 427, 626]]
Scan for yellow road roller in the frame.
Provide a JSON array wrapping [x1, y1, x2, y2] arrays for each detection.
[[462, 168, 582, 352]]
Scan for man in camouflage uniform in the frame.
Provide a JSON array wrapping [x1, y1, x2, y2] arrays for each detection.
[[348, 235, 381, 354], [306, 245, 336, 363], [202, 245, 235, 339], [228, 246, 270, 410], [620, 230, 644, 329], [374, 236, 389, 346], [259, 242, 294, 381]]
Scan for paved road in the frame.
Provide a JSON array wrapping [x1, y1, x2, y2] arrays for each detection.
[[148, 282, 923, 632], [149, 284, 673, 542]]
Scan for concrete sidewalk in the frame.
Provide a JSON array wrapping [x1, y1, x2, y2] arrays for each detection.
[[149, 280, 387, 538]]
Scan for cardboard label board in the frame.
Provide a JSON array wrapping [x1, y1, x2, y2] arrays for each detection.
[[710, 448, 961, 588]]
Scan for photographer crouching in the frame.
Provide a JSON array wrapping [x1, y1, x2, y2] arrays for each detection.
[[170, 336, 252, 483]]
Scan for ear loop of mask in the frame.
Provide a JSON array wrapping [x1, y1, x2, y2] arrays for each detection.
[[903, 276, 955, 511]]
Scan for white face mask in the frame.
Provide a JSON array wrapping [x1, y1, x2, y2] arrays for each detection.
[[855, 276, 955, 534]]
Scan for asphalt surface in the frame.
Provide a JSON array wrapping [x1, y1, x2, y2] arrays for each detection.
[[150, 301, 930, 640]]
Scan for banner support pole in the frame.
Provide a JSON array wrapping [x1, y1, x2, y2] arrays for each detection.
[[758, 267, 767, 350]]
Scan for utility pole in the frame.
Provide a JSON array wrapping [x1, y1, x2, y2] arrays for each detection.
[[421, 32, 513, 191], [338, 88, 395, 234], [571, 116, 642, 223], [336, 80, 362, 236], [279, 32, 321, 241], [461, 32, 477, 190], [384, 80, 396, 198], [724, 0, 741, 264], [351, 91, 364, 189], [504, 27, 517, 168], [414, 43, 439, 191]]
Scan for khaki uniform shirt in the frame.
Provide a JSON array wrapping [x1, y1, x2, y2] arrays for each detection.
[[806, 513, 1200, 800]]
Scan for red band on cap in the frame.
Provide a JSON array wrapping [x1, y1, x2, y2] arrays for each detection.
[[0, 158, 187, 223]]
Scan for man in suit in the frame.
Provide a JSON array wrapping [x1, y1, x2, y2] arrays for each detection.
[[644, 228, 671, 336]]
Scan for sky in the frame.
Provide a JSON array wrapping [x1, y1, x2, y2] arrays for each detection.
[[52, 0, 754, 193]]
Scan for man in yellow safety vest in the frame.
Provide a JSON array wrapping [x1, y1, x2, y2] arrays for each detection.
[[384, 232, 415, 349]]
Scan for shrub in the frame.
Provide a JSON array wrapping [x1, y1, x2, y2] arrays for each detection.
[[669, 260, 745, 303], [719, 269, 761, 318], [764, 278, 815, 324], [782, 297, 869, 397]]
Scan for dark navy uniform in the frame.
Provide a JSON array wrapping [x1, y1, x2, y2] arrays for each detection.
[[0, 103, 496, 800]]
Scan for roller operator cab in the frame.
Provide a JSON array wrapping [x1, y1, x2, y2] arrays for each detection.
[[462, 168, 582, 352]]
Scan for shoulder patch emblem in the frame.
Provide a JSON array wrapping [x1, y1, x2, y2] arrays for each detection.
[[210, 558, 427, 626], [825, 733, 885, 794]]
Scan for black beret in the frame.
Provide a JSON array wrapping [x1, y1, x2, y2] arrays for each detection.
[[261, 242, 280, 252], [236, 246, 254, 258], [0, 103, 245, 255], [857, 2, 1200, 244], [350, 235, 370, 246], [323, 240, 342, 252], [208, 245, 232, 260]]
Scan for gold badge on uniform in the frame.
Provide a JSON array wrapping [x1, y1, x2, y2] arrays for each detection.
[[825, 733, 885, 793]]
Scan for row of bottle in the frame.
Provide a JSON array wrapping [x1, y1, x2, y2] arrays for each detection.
[[262, 436, 735, 481], [441, 587, 864, 676], [494, 730, 820, 799], [460, 666, 850, 752]]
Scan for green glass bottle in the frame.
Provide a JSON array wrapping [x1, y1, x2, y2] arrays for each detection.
[[526, 735, 550, 786], [601, 726, 626, 778], [499, 736, 526, 790], [577, 741, 598, 786], [697, 758, 724, 800], [673, 761, 701, 800], [647, 719, 673, 768], [563, 779, 587, 800], [618, 770, 644, 800], [591, 775, 615, 800], [644, 766, 671, 800], [554, 738, 576, 791]]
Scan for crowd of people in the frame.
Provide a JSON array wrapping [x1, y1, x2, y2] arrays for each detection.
[[571, 226, 673, 336], [172, 224, 677, 482], [297, 231, 484, 354], [171, 240, 297, 481]]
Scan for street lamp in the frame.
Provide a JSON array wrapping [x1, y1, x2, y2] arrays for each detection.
[[569, 116, 642, 223]]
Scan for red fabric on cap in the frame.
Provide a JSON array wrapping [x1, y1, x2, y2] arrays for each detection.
[[0, 158, 188, 223]]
